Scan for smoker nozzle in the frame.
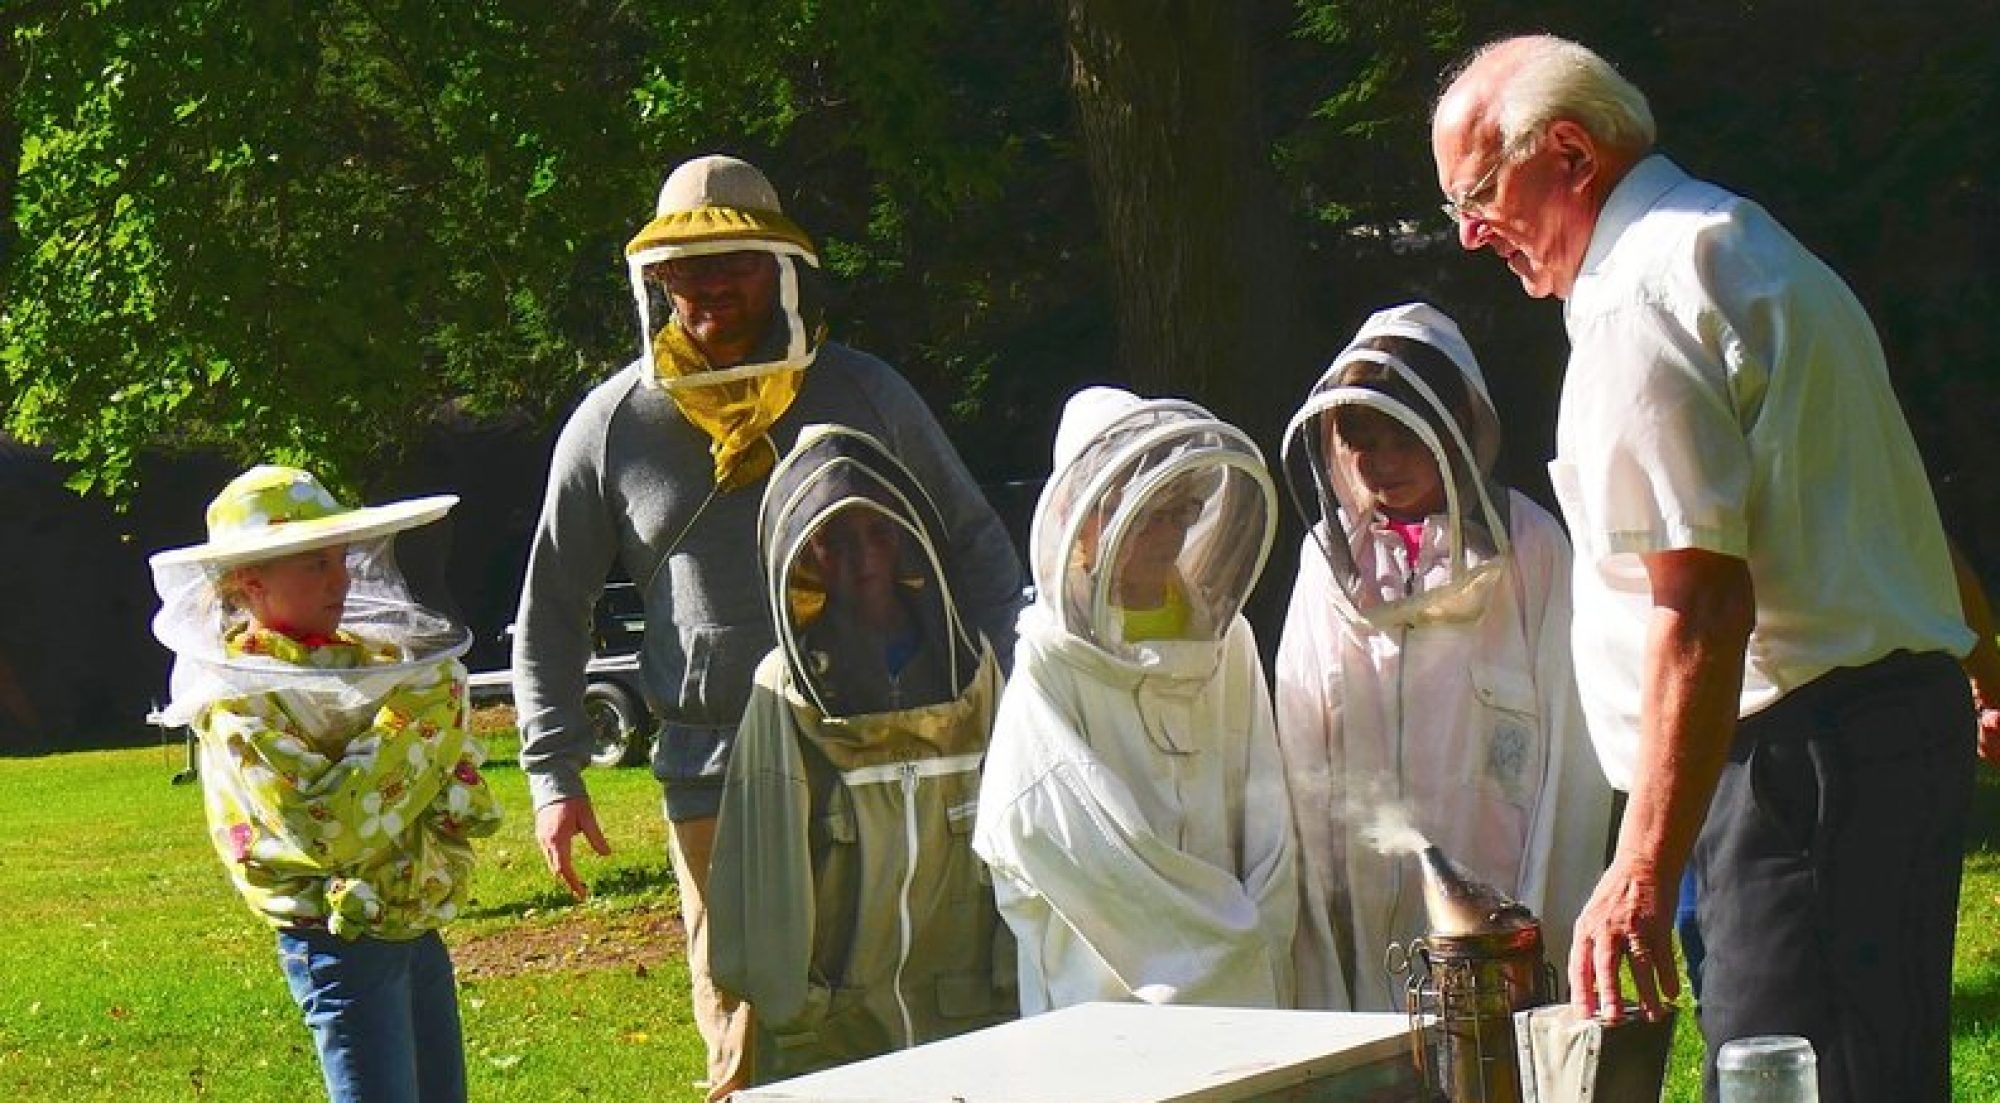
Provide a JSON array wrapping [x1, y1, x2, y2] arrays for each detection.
[[1416, 845, 1537, 936]]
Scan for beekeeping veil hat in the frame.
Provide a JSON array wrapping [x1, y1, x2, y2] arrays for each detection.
[[1031, 386, 1275, 658], [758, 424, 984, 719], [1280, 302, 1512, 628], [625, 155, 828, 488], [148, 465, 468, 728]]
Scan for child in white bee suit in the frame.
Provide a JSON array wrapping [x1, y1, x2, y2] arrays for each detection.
[[149, 465, 501, 1103], [1273, 303, 1611, 1012], [708, 426, 1014, 1083], [974, 387, 1298, 1013]]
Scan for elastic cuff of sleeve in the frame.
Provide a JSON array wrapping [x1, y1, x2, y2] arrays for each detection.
[[527, 770, 588, 812]]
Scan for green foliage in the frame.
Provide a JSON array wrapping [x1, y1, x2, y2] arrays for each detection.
[[5, 1, 666, 495], [627, 0, 1103, 474], [1285, 0, 1468, 231], [1, 0, 1098, 495], [5, 0, 1997, 502]]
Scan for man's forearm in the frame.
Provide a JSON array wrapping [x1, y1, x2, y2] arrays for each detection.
[[1615, 550, 1755, 882], [513, 593, 602, 810]]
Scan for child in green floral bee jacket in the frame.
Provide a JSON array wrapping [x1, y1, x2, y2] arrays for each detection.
[[149, 465, 501, 1103]]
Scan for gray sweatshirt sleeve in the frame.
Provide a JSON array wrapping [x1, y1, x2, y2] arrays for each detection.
[[863, 362, 1026, 668], [512, 389, 620, 810]]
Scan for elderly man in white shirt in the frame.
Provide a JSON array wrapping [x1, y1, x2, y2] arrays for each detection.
[[1431, 34, 1977, 1103]]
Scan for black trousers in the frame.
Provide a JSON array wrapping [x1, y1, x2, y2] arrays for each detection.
[[1694, 649, 1974, 1103]]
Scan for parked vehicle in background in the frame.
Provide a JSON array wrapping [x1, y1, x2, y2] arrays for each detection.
[[469, 581, 653, 768]]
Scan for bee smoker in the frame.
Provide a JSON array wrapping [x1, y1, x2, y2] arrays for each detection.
[[1387, 845, 1557, 1103]]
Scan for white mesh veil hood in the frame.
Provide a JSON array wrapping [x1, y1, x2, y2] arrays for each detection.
[[1031, 386, 1277, 657], [1279, 302, 1513, 629], [149, 535, 469, 729]]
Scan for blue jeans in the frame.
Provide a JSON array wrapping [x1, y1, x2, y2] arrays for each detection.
[[1675, 866, 1705, 1000], [277, 928, 468, 1103]]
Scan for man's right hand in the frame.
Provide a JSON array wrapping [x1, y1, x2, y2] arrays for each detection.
[[1569, 858, 1679, 1024], [536, 796, 612, 900]]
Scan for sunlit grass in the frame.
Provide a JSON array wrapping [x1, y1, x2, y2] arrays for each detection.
[[0, 731, 702, 1102]]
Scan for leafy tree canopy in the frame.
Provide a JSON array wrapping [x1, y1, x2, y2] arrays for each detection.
[[5, 0, 1998, 522], [2, 0, 1093, 496]]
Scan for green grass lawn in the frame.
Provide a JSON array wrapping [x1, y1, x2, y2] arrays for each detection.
[[2, 729, 1998, 1101], [0, 728, 705, 1101]]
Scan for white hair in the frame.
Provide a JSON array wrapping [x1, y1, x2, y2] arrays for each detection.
[[1452, 35, 1656, 159]]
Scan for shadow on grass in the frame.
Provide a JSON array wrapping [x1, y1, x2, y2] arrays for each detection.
[[1967, 768, 2000, 852], [1958, 985, 2000, 1033], [466, 863, 677, 921], [1956, 968, 2000, 1034]]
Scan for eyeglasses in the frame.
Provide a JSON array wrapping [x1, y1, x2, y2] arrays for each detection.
[[653, 251, 768, 284], [1439, 156, 1509, 224], [1139, 497, 1205, 530], [1439, 133, 1534, 224]]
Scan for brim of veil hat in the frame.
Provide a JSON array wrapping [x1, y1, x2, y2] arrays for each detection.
[[148, 496, 458, 570]]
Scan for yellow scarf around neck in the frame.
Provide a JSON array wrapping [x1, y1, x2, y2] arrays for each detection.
[[652, 320, 808, 490]]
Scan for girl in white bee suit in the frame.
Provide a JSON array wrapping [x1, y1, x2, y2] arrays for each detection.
[[1273, 303, 1612, 1012], [973, 387, 1298, 1014], [708, 425, 1013, 1083]]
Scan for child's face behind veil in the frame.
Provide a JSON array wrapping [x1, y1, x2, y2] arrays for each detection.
[[1112, 491, 1201, 606], [804, 509, 908, 634], [234, 544, 351, 639], [1327, 405, 1446, 522]]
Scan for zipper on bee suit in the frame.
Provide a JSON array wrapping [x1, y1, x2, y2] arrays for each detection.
[[841, 752, 984, 1048]]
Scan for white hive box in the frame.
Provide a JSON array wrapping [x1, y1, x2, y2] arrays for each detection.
[[735, 1002, 1426, 1103]]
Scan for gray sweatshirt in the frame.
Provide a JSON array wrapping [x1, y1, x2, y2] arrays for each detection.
[[513, 344, 1024, 819]]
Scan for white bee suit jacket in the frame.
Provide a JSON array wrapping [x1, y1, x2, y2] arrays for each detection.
[[1274, 496, 1604, 1011], [1272, 303, 1612, 1012], [973, 387, 1298, 1015], [975, 609, 1298, 1013]]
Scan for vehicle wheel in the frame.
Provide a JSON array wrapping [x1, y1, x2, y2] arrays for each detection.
[[583, 681, 651, 768]]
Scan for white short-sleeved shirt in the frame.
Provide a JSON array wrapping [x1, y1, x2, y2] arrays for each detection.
[[1550, 155, 1971, 788]]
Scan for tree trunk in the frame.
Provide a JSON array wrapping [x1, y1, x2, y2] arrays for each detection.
[[1061, 0, 1318, 446]]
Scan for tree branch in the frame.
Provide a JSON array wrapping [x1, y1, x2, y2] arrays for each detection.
[[0, 0, 68, 34]]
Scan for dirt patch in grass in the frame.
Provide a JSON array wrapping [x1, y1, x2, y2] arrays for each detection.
[[470, 704, 518, 736], [453, 904, 685, 980]]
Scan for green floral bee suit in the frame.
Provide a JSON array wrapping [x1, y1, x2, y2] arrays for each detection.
[[196, 626, 502, 940]]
